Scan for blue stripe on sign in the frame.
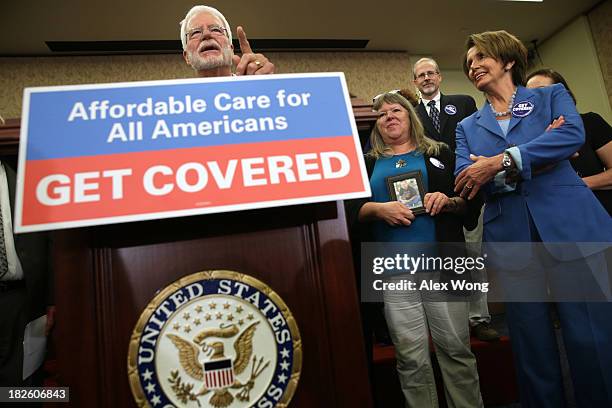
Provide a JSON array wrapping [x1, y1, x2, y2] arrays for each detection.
[[25, 76, 353, 160]]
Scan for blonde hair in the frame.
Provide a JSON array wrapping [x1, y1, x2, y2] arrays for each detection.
[[369, 92, 444, 159]]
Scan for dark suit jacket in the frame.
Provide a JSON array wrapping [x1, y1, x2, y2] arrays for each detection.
[[417, 93, 477, 151], [0, 156, 50, 385], [2, 156, 51, 319]]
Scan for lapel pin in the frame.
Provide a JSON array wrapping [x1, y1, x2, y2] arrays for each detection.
[[512, 101, 534, 117], [429, 157, 445, 169]]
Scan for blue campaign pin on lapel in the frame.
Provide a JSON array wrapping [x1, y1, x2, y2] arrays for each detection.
[[444, 104, 457, 115], [430, 157, 445, 169], [512, 101, 534, 118]]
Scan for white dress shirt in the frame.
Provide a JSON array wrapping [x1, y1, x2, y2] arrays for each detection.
[[420, 92, 441, 116]]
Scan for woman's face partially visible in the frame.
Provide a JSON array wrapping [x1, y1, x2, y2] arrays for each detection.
[[526, 74, 555, 89]]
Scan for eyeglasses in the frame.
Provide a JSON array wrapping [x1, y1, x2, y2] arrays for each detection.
[[415, 70, 439, 80], [373, 89, 401, 103], [186, 24, 228, 42]]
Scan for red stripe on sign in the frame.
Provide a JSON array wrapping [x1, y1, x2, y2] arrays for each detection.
[[21, 136, 366, 227]]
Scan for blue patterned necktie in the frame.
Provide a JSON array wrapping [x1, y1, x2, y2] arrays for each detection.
[[428, 100, 440, 132]]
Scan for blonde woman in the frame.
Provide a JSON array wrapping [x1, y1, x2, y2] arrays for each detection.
[[348, 92, 483, 408]]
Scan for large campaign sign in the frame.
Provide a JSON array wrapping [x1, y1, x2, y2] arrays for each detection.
[[16, 73, 370, 232]]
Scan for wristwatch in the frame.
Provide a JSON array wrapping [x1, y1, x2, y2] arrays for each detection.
[[502, 151, 513, 172], [502, 151, 520, 181]]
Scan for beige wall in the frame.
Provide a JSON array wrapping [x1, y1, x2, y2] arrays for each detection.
[[588, 0, 612, 110], [534, 14, 612, 123], [268, 51, 411, 103], [1, 54, 191, 120], [1, 8, 610, 121], [0, 51, 482, 120], [0, 52, 414, 120], [275, 53, 484, 105]]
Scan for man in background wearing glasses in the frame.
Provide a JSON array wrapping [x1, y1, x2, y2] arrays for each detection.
[[413, 57, 500, 342], [413, 58, 476, 151], [180, 5, 275, 77]]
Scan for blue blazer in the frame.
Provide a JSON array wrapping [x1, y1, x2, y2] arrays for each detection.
[[455, 84, 611, 262]]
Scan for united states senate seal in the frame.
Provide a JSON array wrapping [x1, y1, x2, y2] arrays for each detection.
[[128, 270, 302, 408]]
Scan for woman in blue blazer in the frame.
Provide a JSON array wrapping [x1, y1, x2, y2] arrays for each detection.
[[453, 30, 612, 408]]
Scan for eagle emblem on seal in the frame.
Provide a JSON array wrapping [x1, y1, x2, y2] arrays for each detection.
[[128, 271, 301, 408], [167, 321, 267, 407]]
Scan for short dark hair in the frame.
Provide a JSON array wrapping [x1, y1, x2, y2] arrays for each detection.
[[526, 68, 577, 105], [462, 30, 528, 86]]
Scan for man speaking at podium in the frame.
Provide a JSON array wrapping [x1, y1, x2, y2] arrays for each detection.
[[180, 5, 275, 78]]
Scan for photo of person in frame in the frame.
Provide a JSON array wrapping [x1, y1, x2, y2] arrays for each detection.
[[394, 178, 423, 210]]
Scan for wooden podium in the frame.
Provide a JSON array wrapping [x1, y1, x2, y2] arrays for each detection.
[[1, 99, 377, 407], [53, 202, 371, 407]]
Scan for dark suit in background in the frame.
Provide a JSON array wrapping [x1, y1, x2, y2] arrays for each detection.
[[416, 93, 477, 151], [0, 156, 51, 386]]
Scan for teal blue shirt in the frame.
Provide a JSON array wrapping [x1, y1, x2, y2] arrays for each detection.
[[369, 151, 436, 243]]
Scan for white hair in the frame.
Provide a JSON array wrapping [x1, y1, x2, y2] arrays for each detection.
[[412, 57, 440, 78], [179, 5, 232, 50]]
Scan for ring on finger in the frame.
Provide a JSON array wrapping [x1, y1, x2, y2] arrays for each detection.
[[254, 60, 262, 67]]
